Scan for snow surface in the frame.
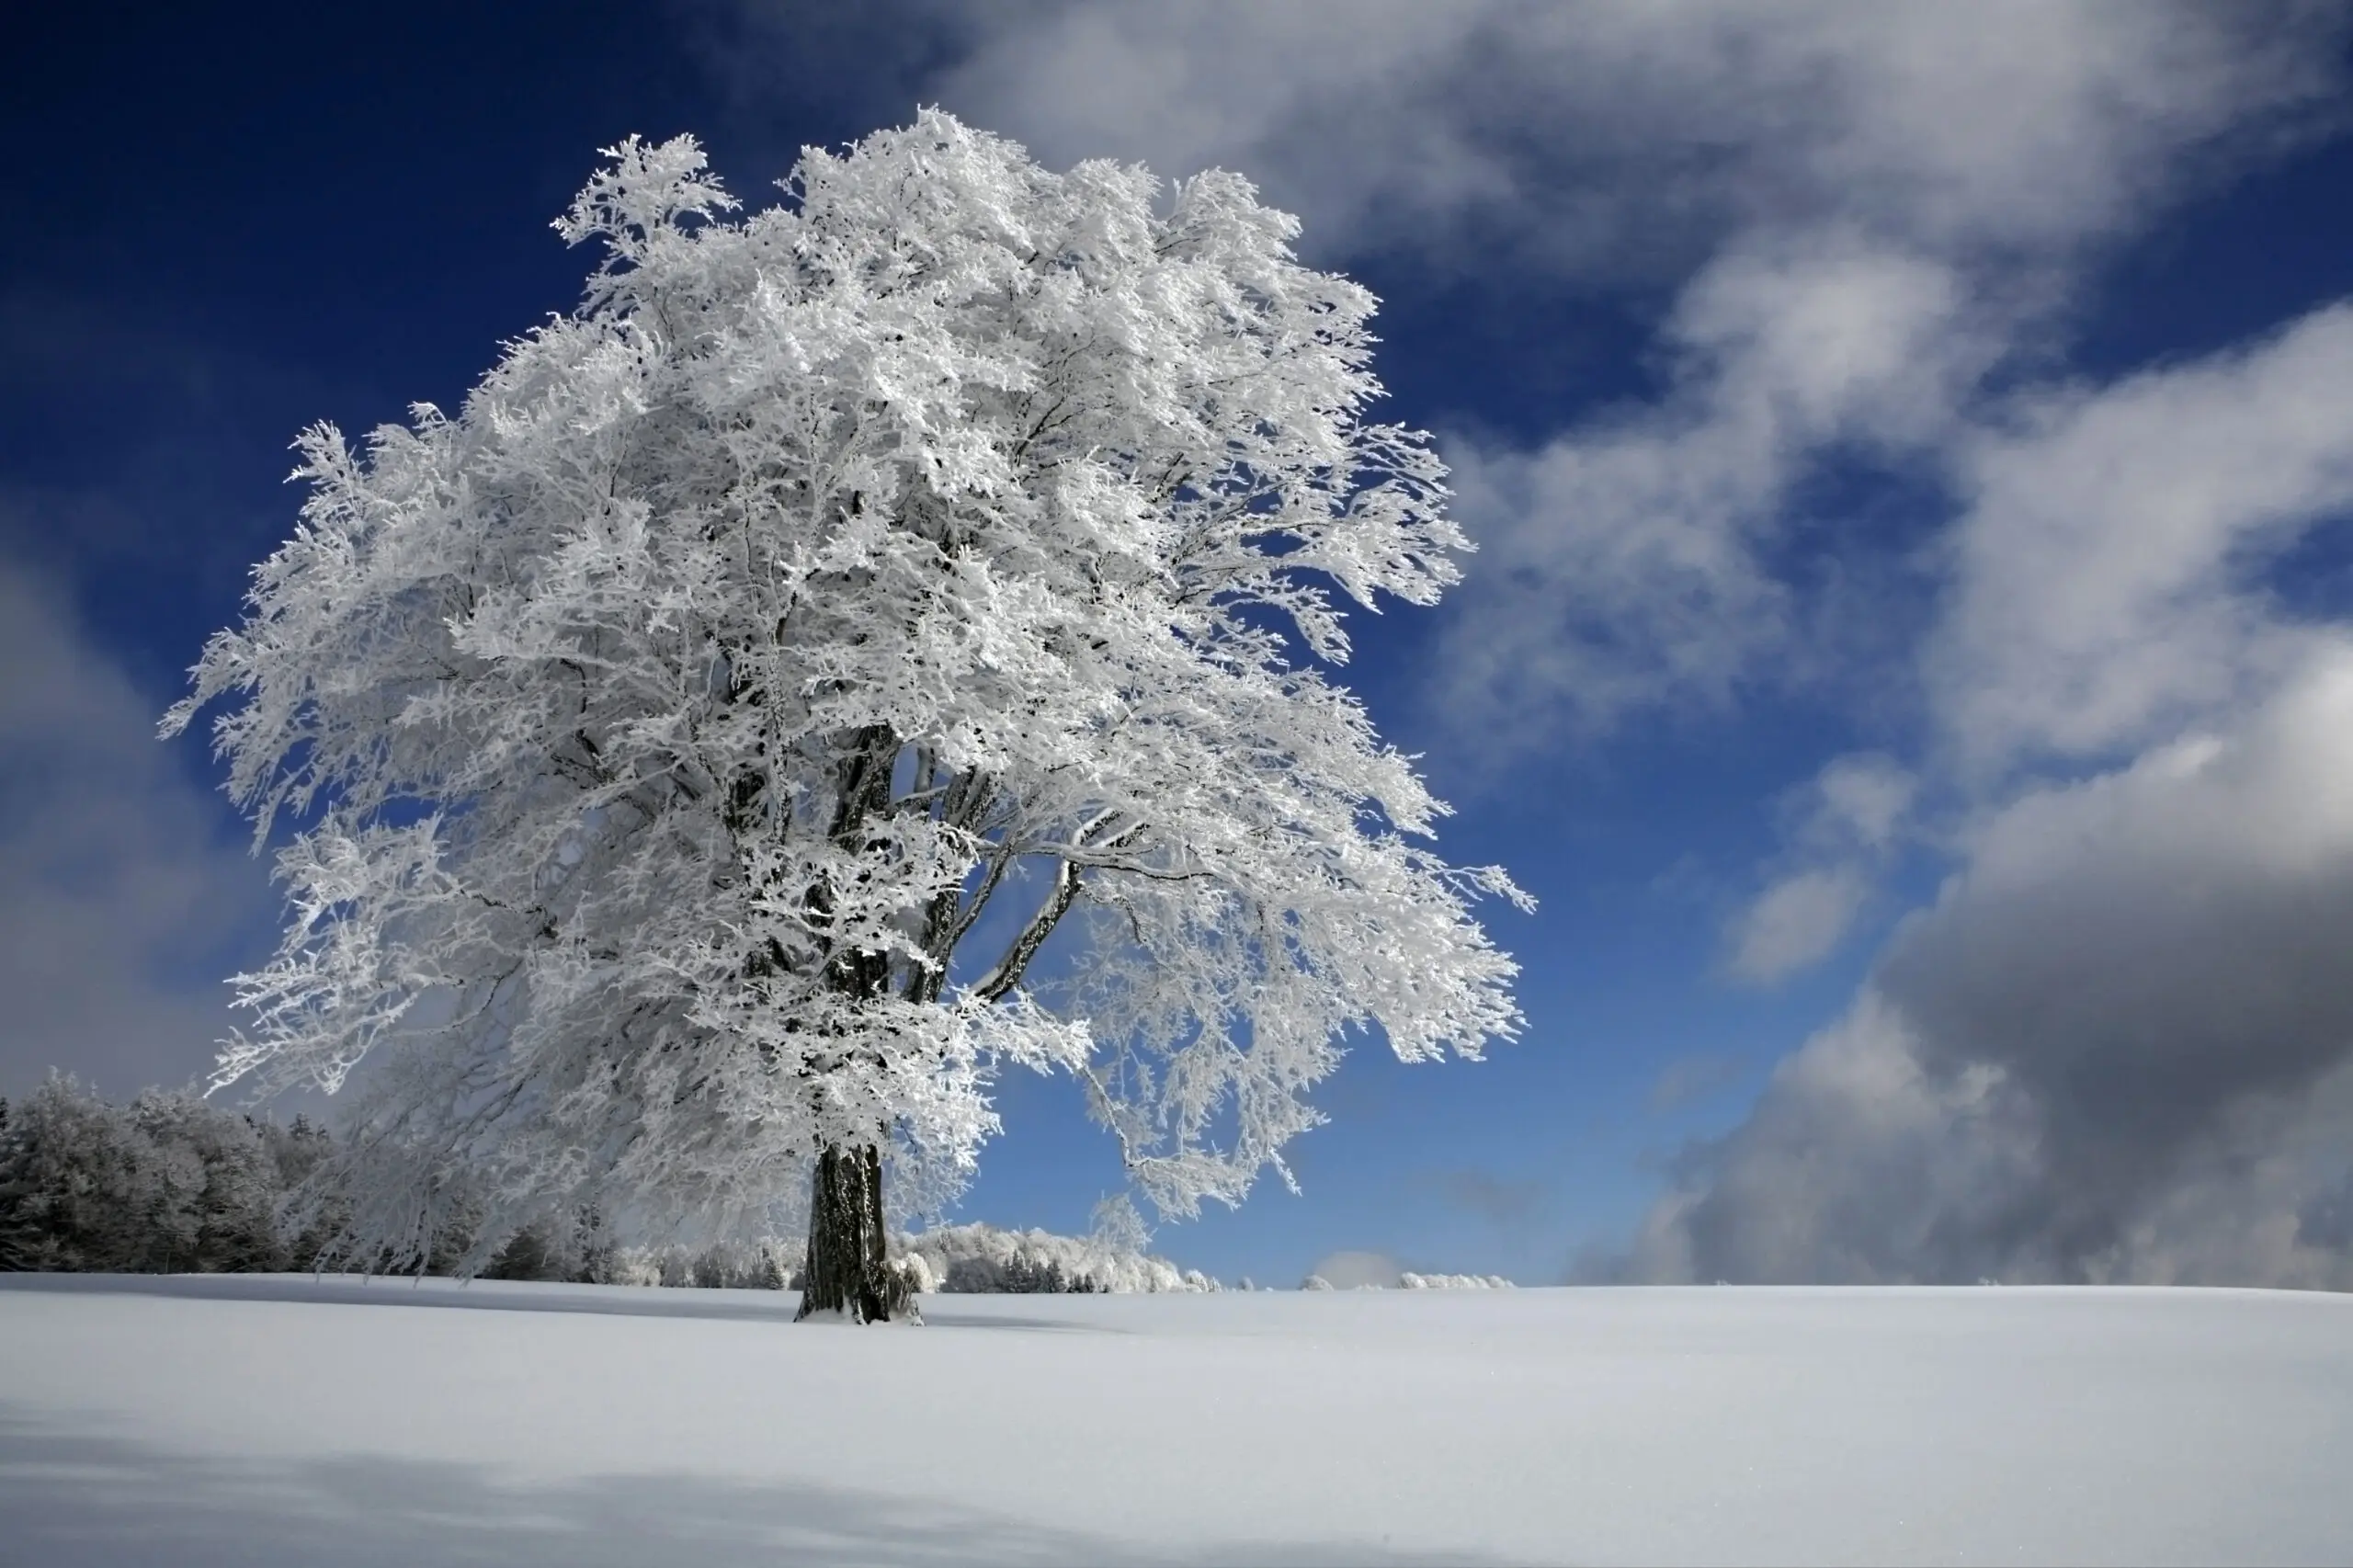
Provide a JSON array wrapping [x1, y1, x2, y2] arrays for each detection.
[[1, 1275, 2347, 1565]]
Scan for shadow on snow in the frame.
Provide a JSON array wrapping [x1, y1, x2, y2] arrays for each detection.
[[0, 1405, 1511, 1568], [0, 1272, 1117, 1334]]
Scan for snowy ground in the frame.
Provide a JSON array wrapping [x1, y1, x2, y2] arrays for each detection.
[[1, 1275, 2347, 1565]]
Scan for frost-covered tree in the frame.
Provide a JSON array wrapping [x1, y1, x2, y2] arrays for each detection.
[[166, 112, 1527, 1321]]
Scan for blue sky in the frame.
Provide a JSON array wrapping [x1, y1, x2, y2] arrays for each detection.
[[7, 2, 2353, 1290]]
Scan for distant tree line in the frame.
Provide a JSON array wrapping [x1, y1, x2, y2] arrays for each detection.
[[0, 1076, 335, 1275], [0, 1075, 778, 1284], [0, 1077, 1220, 1292]]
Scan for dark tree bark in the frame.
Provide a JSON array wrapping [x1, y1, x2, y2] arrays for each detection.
[[788, 726, 1086, 1326], [795, 1142, 912, 1323]]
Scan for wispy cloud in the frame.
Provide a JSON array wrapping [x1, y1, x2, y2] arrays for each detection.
[[1409, 6, 2341, 748], [1725, 753, 1915, 983], [1647, 1052, 1748, 1115], [0, 552, 274, 1098], [1437, 240, 1982, 737], [1932, 304, 2353, 774], [899, 2, 2341, 274], [1429, 1167, 1547, 1226]]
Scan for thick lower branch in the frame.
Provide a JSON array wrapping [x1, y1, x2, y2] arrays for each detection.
[[971, 858, 1081, 1003]]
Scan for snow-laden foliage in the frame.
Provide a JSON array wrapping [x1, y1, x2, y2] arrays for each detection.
[[0, 1079, 809, 1290], [0, 1077, 328, 1274], [598, 1237, 796, 1290], [165, 111, 1526, 1269], [903, 1220, 1214, 1294], [1399, 1271, 1515, 1290]]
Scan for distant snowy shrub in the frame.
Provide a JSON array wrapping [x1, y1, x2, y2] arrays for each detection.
[[597, 1238, 797, 1290], [604, 1250, 665, 1289], [904, 1222, 1213, 1294], [1302, 1274, 1335, 1290], [1400, 1272, 1516, 1290]]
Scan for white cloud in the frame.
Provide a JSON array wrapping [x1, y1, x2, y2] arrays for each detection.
[[1633, 637, 2353, 1285], [1625, 281, 2353, 1281], [915, 1, 2341, 271], [1933, 303, 2353, 773], [1811, 754, 1915, 856], [1680, 262, 2353, 1256], [0, 557, 274, 1099], [1381, 4, 2334, 747], [1434, 239, 1977, 735], [1724, 754, 1916, 983], [1623, 992, 2040, 1285], [1726, 868, 1871, 985]]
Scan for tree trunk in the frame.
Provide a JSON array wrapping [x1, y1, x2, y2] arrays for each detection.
[[794, 1142, 911, 1323]]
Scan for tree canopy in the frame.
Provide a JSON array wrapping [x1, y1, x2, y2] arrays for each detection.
[[166, 111, 1526, 1270]]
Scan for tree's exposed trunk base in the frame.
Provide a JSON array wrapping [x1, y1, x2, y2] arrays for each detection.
[[795, 1142, 915, 1324]]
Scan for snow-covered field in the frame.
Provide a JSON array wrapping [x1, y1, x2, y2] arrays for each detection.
[[1, 1275, 2347, 1565]]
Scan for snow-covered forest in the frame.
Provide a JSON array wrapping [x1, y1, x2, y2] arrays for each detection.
[[0, 1077, 1265, 1292]]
